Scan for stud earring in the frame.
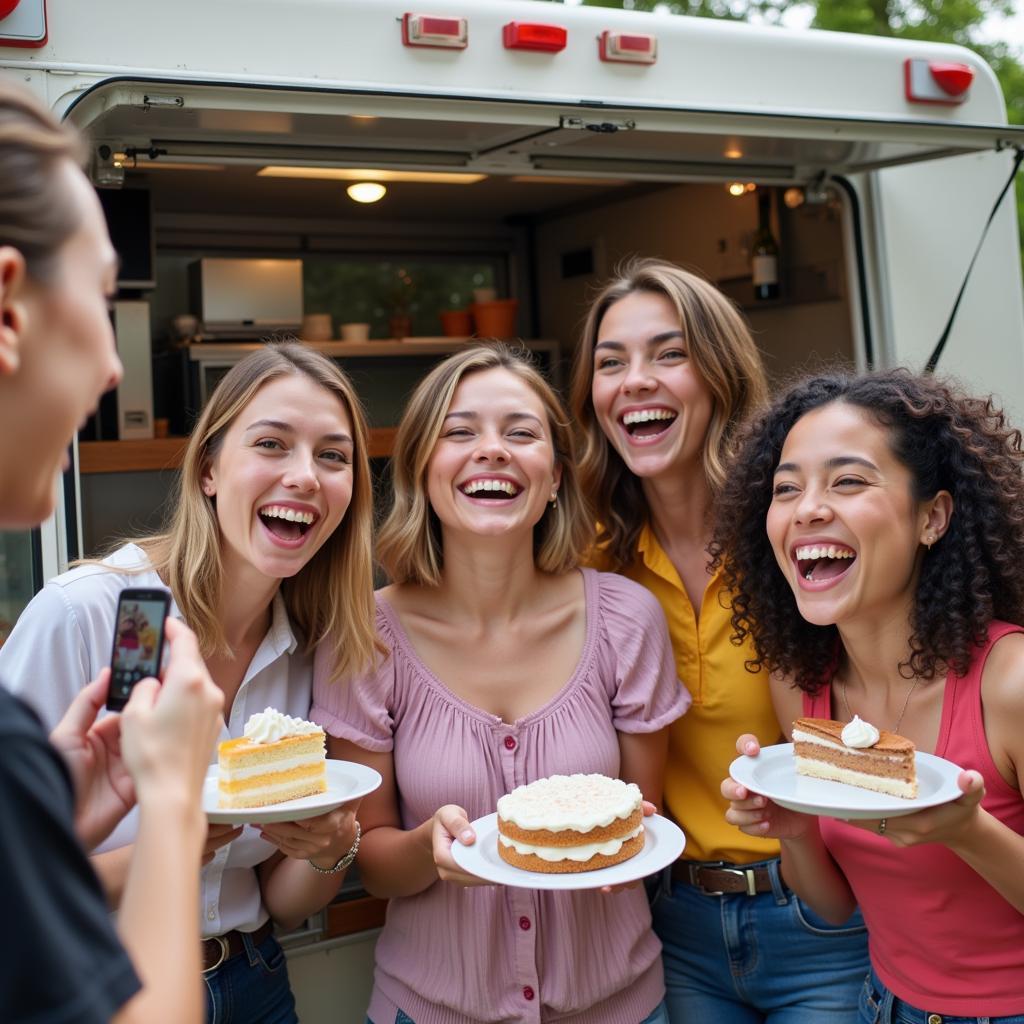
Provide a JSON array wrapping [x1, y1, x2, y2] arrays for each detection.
[[549, 492, 558, 509], [925, 532, 935, 550]]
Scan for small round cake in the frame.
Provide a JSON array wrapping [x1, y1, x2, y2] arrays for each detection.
[[496, 774, 645, 874]]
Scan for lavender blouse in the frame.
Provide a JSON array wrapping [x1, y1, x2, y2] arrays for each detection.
[[311, 569, 690, 1024]]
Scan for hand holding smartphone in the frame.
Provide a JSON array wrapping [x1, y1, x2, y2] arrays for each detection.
[[106, 587, 172, 711]]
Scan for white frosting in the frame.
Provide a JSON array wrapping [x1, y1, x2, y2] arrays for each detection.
[[500, 825, 644, 862], [794, 757, 917, 798], [496, 774, 641, 832], [792, 729, 903, 761], [219, 754, 323, 780], [840, 715, 880, 749], [243, 707, 321, 744]]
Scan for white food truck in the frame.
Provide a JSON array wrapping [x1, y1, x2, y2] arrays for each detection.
[[1, 0, 1022, 1019]]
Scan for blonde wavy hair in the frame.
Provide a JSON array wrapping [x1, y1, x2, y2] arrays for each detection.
[[121, 343, 377, 679], [377, 343, 593, 585], [570, 258, 769, 571]]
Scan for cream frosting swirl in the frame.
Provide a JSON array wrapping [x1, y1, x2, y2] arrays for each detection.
[[840, 714, 880, 749], [243, 707, 321, 744]]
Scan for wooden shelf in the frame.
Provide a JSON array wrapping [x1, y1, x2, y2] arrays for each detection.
[[325, 895, 387, 938], [79, 427, 397, 474]]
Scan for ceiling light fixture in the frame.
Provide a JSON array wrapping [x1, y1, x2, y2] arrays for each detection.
[[347, 182, 387, 203], [259, 166, 484, 184]]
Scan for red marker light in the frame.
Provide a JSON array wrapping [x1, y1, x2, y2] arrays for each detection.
[[402, 13, 468, 49], [904, 58, 974, 105], [599, 30, 657, 64], [503, 22, 567, 53]]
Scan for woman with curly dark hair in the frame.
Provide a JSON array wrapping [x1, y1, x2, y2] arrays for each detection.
[[720, 369, 1024, 1022], [572, 259, 868, 1024]]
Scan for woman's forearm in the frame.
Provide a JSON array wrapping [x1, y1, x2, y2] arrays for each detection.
[[91, 844, 133, 908], [261, 852, 354, 931], [357, 819, 439, 898], [778, 822, 858, 925], [116, 799, 207, 1024]]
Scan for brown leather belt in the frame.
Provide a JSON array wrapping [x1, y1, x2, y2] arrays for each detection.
[[672, 860, 776, 896], [202, 919, 274, 973]]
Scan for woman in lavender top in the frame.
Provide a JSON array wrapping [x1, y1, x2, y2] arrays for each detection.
[[312, 344, 690, 1024]]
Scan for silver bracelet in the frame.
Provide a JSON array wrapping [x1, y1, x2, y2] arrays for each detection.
[[307, 820, 361, 875]]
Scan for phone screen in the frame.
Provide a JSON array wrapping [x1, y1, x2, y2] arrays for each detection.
[[106, 588, 171, 711]]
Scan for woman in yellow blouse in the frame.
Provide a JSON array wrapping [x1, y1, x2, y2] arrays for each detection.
[[570, 258, 868, 1023]]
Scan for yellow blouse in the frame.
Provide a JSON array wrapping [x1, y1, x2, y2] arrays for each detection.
[[589, 525, 782, 863]]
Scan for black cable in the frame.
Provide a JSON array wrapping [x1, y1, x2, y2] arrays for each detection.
[[925, 145, 1024, 373]]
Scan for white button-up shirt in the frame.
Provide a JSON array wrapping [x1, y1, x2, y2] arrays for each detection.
[[0, 543, 313, 937]]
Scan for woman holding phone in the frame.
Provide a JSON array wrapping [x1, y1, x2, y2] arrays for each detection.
[[0, 83, 223, 1023], [0, 342, 378, 1023], [312, 343, 689, 1024], [570, 258, 869, 1022]]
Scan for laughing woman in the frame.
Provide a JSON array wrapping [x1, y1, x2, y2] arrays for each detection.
[[311, 343, 690, 1024], [570, 258, 869, 1023], [0, 342, 378, 1024], [720, 370, 1024, 1022]]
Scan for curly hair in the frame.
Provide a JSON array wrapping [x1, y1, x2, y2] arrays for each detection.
[[711, 368, 1024, 692]]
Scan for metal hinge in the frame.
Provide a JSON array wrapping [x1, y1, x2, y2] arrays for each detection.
[[560, 116, 635, 134]]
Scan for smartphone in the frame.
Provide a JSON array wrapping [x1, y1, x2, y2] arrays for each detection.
[[105, 587, 172, 712]]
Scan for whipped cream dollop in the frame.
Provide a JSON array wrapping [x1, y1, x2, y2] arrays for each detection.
[[243, 707, 321, 744], [841, 714, 880, 749]]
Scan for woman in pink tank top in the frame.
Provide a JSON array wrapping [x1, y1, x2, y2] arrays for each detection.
[[716, 370, 1024, 1022]]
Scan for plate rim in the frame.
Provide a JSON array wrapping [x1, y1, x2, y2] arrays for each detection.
[[450, 810, 685, 890], [729, 742, 963, 820], [203, 757, 382, 825]]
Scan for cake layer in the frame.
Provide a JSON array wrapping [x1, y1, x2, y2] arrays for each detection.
[[794, 717, 913, 755], [496, 774, 642, 832], [219, 732, 324, 769], [499, 824, 644, 862], [218, 762, 326, 794], [219, 774, 327, 809], [498, 831, 645, 874], [795, 757, 918, 798], [497, 806, 643, 847], [792, 739, 913, 780]]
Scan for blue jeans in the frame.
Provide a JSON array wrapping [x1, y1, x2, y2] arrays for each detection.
[[374, 1000, 670, 1023], [653, 859, 868, 1023], [859, 967, 1024, 1024], [203, 930, 297, 1024]]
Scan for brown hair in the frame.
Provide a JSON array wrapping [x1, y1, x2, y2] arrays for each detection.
[[135, 343, 378, 680], [570, 257, 769, 570], [377, 343, 593, 585], [0, 83, 85, 282]]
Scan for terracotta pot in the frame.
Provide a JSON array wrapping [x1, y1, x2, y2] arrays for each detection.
[[388, 314, 412, 340], [471, 299, 518, 339], [439, 309, 473, 337]]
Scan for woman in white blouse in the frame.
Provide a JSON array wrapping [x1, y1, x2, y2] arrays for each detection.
[[0, 341, 378, 1024]]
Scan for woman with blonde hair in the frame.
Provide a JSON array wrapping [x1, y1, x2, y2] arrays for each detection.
[[571, 257, 868, 1022], [1, 341, 377, 1024], [0, 81, 222, 1023], [311, 343, 689, 1024]]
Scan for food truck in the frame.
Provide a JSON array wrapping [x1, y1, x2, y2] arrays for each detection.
[[1, 0, 1022, 1018]]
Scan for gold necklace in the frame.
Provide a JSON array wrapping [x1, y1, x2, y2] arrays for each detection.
[[840, 677, 920, 735]]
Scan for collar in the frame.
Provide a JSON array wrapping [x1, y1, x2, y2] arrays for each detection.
[[636, 521, 723, 590]]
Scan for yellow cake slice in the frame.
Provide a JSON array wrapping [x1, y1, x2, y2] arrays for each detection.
[[218, 707, 327, 809]]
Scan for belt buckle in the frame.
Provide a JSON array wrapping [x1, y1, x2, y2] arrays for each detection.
[[691, 862, 758, 897], [202, 934, 230, 975]]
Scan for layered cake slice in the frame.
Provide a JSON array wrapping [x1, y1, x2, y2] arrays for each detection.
[[792, 716, 918, 798], [218, 707, 327, 809], [496, 773, 645, 873]]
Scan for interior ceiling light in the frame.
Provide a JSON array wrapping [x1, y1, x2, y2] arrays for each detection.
[[258, 166, 484, 184], [347, 182, 387, 203]]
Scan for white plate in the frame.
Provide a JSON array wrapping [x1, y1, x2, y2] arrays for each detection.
[[203, 759, 382, 825], [450, 812, 685, 890], [729, 743, 963, 820]]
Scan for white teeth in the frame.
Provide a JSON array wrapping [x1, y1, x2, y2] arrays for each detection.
[[622, 409, 676, 425], [462, 479, 518, 497], [795, 545, 855, 561], [260, 505, 315, 525]]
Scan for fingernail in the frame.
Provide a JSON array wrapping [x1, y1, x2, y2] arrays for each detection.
[[460, 829, 474, 843]]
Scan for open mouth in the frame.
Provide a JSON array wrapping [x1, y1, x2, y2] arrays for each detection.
[[620, 408, 678, 440], [258, 504, 319, 542], [458, 478, 522, 501], [794, 544, 856, 583]]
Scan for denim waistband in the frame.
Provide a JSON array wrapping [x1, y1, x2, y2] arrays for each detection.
[[864, 966, 1024, 1023]]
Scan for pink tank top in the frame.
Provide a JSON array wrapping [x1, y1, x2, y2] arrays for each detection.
[[805, 621, 1024, 1016]]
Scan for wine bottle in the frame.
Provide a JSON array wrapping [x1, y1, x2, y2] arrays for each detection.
[[752, 190, 780, 302]]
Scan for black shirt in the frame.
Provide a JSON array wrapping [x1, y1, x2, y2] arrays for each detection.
[[0, 687, 140, 1022]]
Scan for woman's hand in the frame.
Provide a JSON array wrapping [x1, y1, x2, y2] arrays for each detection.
[[849, 769, 986, 848], [257, 799, 360, 867], [722, 734, 812, 841], [432, 805, 492, 887], [201, 822, 243, 865], [49, 668, 136, 850]]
